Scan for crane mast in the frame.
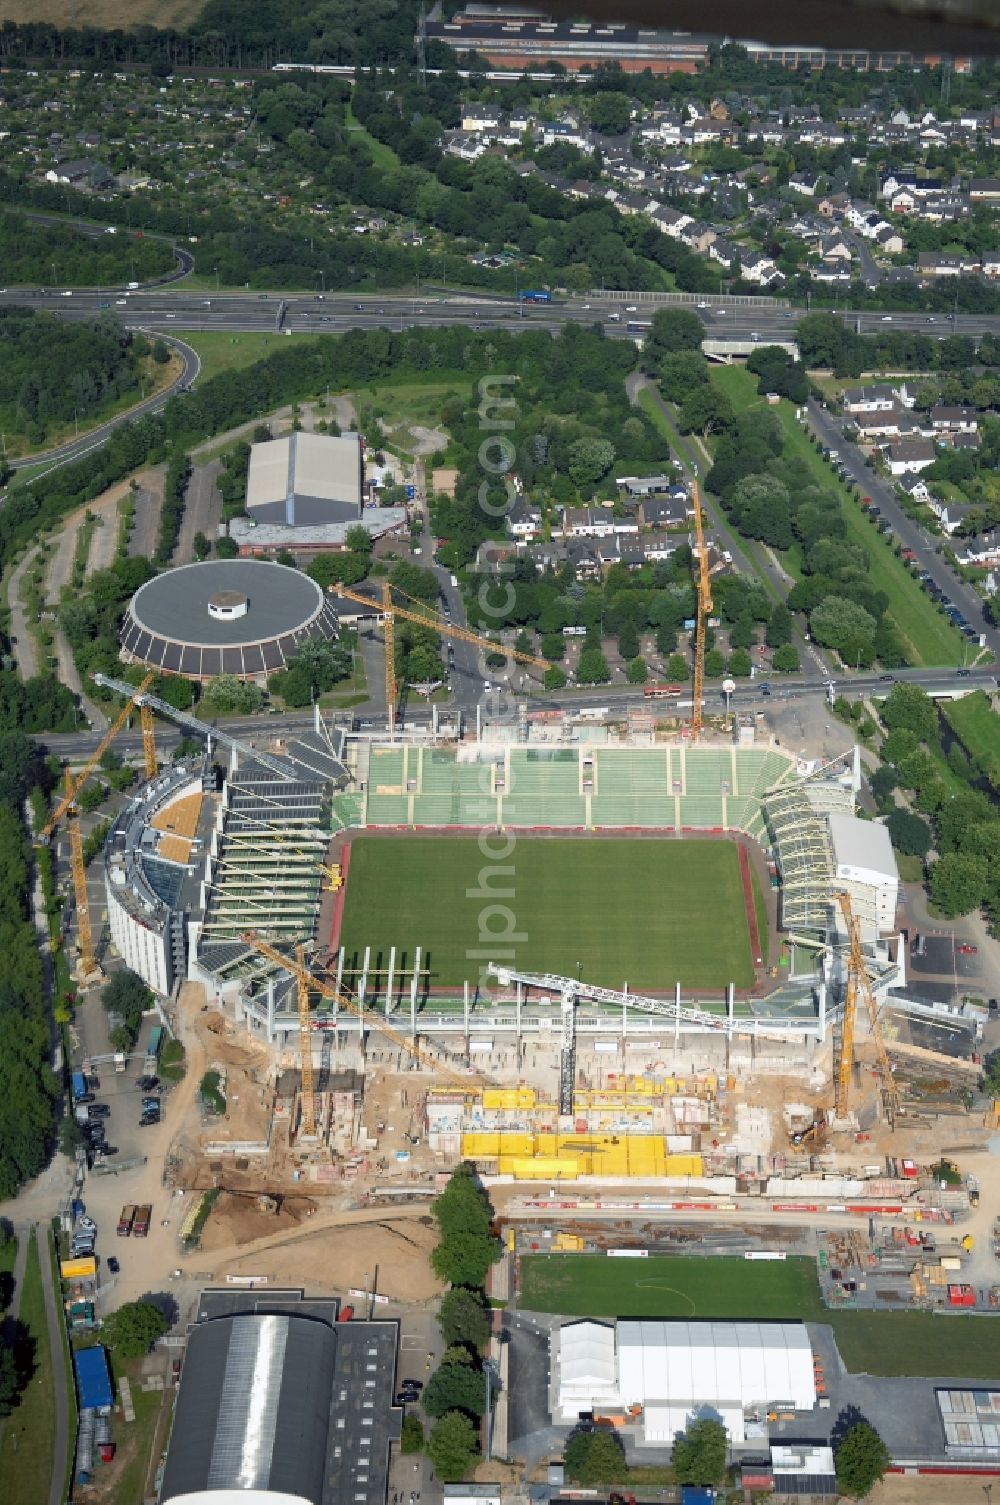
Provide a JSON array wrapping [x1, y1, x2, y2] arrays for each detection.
[[333, 582, 549, 733], [690, 480, 713, 740], [834, 891, 900, 1126]]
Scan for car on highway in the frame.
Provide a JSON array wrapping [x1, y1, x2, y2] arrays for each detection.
[[881, 315, 892, 321], [958, 943, 978, 955], [759, 684, 772, 697], [957, 668, 971, 677], [879, 674, 896, 682]]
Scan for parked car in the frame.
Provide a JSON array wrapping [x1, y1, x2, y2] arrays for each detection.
[[88, 1104, 111, 1118], [107, 1257, 120, 1274], [958, 943, 978, 955]]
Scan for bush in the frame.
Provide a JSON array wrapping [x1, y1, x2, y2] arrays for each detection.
[[401, 1415, 424, 1454]]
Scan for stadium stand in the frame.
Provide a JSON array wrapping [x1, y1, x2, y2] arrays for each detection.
[[591, 749, 676, 828], [366, 747, 409, 824], [763, 778, 855, 939]]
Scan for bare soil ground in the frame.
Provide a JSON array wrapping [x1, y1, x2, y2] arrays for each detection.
[[172, 459, 221, 565], [128, 464, 167, 562], [869, 1475, 1000, 1505], [0, 0, 203, 25]]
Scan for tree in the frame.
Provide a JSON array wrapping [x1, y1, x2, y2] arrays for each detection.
[[617, 622, 639, 660], [401, 1415, 424, 1453], [704, 648, 725, 678], [626, 656, 648, 684], [431, 1164, 499, 1287], [835, 1420, 890, 1498], [677, 383, 733, 436], [427, 1411, 479, 1482], [880, 683, 936, 742], [665, 653, 688, 682], [544, 666, 568, 690], [577, 649, 611, 684], [728, 648, 752, 677], [192, 531, 211, 560], [929, 852, 989, 917], [671, 1417, 727, 1487], [0, 1341, 18, 1418], [438, 1287, 490, 1350], [810, 596, 876, 662], [215, 535, 239, 559], [567, 437, 616, 487], [885, 809, 931, 859], [345, 524, 374, 555], [564, 1428, 628, 1485], [658, 351, 709, 403], [586, 90, 632, 135], [200, 674, 262, 715], [766, 602, 794, 648], [644, 307, 705, 367], [101, 1300, 169, 1359], [423, 1361, 488, 1419], [772, 643, 800, 672]]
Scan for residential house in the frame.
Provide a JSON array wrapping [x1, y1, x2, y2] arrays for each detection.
[[929, 406, 978, 435], [842, 383, 899, 414], [954, 530, 1000, 567], [981, 253, 1000, 278], [444, 132, 487, 162], [44, 157, 113, 189], [741, 251, 783, 286], [882, 438, 937, 476], [506, 496, 543, 541], [681, 222, 717, 253], [639, 494, 690, 529], [708, 237, 738, 270], [461, 105, 501, 132], [641, 531, 681, 561], [897, 474, 931, 504], [560, 506, 638, 540], [916, 252, 980, 277], [969, 177, 1000, 201], [928, 497, 976, 534], [875, 225, 905, 254], [617, 474, 673, 499]]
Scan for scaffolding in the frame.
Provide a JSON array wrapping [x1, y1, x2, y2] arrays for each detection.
[[763, 780, 855, 944]]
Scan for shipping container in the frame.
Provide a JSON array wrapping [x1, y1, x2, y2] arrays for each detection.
[[74, 1346, 114, 1410]]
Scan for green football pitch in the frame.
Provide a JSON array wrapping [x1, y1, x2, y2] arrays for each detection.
[[337, 836, 755, 990], [519, 1253, 999, 1379]]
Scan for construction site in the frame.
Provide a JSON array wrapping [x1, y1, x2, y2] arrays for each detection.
[[37, 505, 996, 1320]]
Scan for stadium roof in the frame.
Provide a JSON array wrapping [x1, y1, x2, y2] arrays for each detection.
[[159, 1313, 335, 1505], [129, 561, 326, 647], [828, 812, 896, 882], [247, 433, 363, 526]]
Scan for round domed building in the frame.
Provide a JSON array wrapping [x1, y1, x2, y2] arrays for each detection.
[[119, 559, 340, 682]]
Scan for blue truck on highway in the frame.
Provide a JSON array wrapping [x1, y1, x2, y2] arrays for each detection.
[[519, 290, 551, 303]]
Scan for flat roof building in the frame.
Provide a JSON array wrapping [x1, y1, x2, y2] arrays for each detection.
[[246, 432, 364, 528], [828, 812, 899, 940]]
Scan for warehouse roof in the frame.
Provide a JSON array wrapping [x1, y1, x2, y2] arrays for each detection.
[[828, 812, 897, 881], [247, 432, 363, 526], [160, 1313, 335, 1505]]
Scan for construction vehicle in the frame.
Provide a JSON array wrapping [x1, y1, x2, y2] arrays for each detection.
[[690, 480, 713, 740], [133, 1204, 152, 1238], [241, 931, 489, 1131], [117, 1205, 136, 1237], [834, 891, 901, 1126], [331, 581, 549, 737], [790, 1118, 826, 1148], [36, 670, 156, 978]]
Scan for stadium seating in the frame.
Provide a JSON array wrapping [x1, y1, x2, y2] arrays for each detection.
[[366, 747, 409, 824], [502, 750, 586, 827], [591, 749, 675, 828]]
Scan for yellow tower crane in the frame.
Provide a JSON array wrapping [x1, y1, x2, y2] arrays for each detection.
[[332, 582, 550, 736], [690, 480, 713, 741], [834, 891, 901, 1126], [38, 671, 156, 978], [242, 930, 490, 1094]]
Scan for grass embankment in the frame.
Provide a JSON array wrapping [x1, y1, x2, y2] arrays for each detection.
[[940, 691, 1000, 792], [0, 1230, 56, 1505], [709, 366, 966, 668], [340, 836, 755, 990], [176, 330, 298, 382], [520, 1253, 995, 1379]]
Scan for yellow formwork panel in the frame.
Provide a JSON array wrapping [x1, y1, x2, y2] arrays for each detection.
[[665, 1153, 704, 1177], [498, 1157, 579, 1179], [464, 1130, 704, 1179], [462, 1132, 501, 1158], [482, 1088, 537, 1111]]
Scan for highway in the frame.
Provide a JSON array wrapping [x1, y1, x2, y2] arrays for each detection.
[[1, 285, 996, 346]]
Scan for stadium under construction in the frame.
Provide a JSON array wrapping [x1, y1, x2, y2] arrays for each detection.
[[96, 696, 926, 1126]]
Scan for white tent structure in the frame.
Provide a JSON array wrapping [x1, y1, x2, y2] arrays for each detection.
[[551, 1320, 816, 1445], [552, 1322, 619, 1421]]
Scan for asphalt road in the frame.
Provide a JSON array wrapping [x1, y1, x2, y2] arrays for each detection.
[[806, 397, 1000, 658], [7, 331, 200, 474]]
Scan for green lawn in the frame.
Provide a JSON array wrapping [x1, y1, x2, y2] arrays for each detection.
[[941, 691, 1000, 790], [339, 837, 755, 989], [345, 99, 401, 172], [520, 1253, 1000, 1379], [0, 1231, 55, 1505], [179, 329, 306, 382], [709, 366, 965, 667]]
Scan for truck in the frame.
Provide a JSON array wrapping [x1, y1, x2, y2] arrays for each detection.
[[144, 1025, 164, 1077], [113, 1051, 126, 1073], [133, 1204, 152, 1238], [71, 1070, 88, 1103], [519, 289, 551, 304], [117, 1205, 136, 1237], [60, 1256, 97, 1280]]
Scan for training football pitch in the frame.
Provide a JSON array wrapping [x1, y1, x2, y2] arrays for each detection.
[[337, 836, 756, 990], [520, 1254, 997, 1379]]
